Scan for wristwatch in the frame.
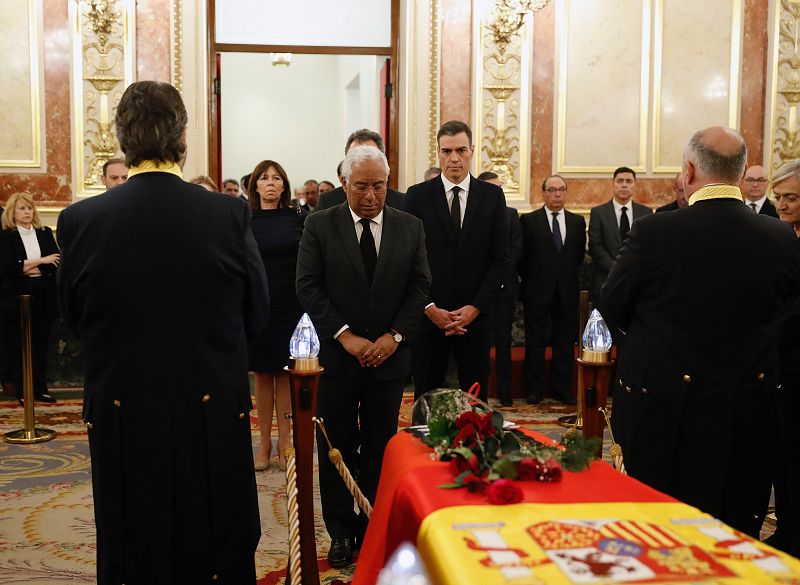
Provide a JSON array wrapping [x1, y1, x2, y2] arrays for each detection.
[[390, 329, 403, 343]]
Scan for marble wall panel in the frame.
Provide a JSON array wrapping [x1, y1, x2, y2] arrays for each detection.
[[740, 0, 767, 165], [0, 0, 71, 208], [654, 0, 740, 171], [440, 0, 472, 124], [0, 0, 39, 167], [556, 0, 648, 171], [137, 0, 172, 81]]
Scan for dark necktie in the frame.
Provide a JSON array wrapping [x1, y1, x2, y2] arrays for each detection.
[[750, 203, 757, 212], [619, 206, 630, 241], [450, 186, 462, 235], [552, 212, 563, 252], [359, 218, 377, 284]]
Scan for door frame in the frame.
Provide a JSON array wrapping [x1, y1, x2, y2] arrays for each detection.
[[206, 0, 400, 189]]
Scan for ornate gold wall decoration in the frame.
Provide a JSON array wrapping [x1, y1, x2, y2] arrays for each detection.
[[172, 0, 183, 92], [472, 10, 532, 205], [69, 0, 135, 198], [771, 0, 800, 170], [428, 0, 440, 167]]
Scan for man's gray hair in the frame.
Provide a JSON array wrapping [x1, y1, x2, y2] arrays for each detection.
[[685, 128, 747, 183], [772, 159, 800, 188], [342, 145, 389, 181]]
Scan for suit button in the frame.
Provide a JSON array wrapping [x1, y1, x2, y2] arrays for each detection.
[[641, 388, 648, 394], [625, 386, 632, 393], [777, 384, 782, 390], [682, 374, 691, 383], [757, 372, 765, 381], [212, 575, 219, 581], [202, 394, 211, 403], [86, 421, 94, 429], [113, 399, 121, 407], [239, 412, 246, 419]]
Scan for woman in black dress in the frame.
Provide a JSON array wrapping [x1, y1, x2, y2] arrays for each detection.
[[249, 160, 305, 470], [0, 192, 60, 403]]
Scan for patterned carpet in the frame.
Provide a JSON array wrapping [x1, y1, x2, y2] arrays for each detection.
[[0, 389, 589, 584]]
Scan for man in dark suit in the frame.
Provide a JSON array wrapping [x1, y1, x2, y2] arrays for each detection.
[[588, 166, 651, 298], [296, 145, 430, 567], [655, 172, 687, 213], [742, 164, 779, 217], [601, 126, 800, 538], [317, 129, 404, 211], [404, 120, 510, 402], [520, 175, 586, 405], [477, 171, 521, 406], [57, 82, 269, 584]]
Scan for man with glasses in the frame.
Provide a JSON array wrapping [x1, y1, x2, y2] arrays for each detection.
[[588, 166, 651, 300], [404, 120, 510, 402], [297, 145, 430, 567], [656, 173, 688, 212], [520, 175, 585, 405], [741, 165, 779, 217]]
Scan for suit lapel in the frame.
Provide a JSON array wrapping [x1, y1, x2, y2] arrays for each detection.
[[432, 179, 457, 244], [371, 207, 396, 289], [459, 176, 481, 246], [333, 205, 370, 288], [537, 208, 560, 252]]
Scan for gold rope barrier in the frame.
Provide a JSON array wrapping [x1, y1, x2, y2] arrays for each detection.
[[4, 295, 55, 444], [313, 417, 372, 518], [599, 407, 625, 474], [284, 447, 302, 585]]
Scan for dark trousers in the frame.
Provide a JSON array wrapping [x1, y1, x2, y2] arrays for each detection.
[[2, 280, 54, 397], [490, 295, 516, 404], [768, 373, 800, 556], [523, 300, 577, 401], [412, 314, 491, 402], [316, 369, 404, 539]]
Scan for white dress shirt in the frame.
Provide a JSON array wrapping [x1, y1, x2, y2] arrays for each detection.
[[333, 208, 385, 339], [612, 198, 633, 227], [545, 207, 566, 244], [441, 174, 471, 227], [746, 194, 767, 213]]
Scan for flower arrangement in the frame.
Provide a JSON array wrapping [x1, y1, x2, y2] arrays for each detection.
[[414, 390, 598, 504]]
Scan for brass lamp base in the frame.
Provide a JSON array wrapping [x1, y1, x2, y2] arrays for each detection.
[[287, 356, 320, 371], [4, 427, 56, 444], [581, 349, 610, 363]]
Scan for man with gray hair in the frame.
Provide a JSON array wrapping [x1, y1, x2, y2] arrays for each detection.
[[601, 126, 800, 537], [316, 129, 404, 210], [296, 145, 431, 567]]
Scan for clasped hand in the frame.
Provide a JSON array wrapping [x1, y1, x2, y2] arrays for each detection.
[[338, 330, 397, 367], [425, 304, 479, 336]]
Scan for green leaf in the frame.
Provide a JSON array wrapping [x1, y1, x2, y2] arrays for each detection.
[[438, 482, 464, 489], [559, 435, 600, 472], [501, 432, 521, 453], [492, 457, 518, 479], [491, 410, 505, 431]]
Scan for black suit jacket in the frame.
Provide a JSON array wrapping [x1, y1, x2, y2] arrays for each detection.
[[655, 200, 680, 213], [600, 199, 800, 517], [520, 208, 586, 306], [57, 172, 269, 582], [316, 186, 404, 211], [499, 208, 522, 299], [760, 198, 779, 218], [0, 226, 60, 316], [296, 203, 431, 380], [403, 175, 510, 312]]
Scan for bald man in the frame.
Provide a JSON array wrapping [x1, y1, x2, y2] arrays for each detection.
[[601, 126, 800, 538], [655, 173, 687, 212], [741, 164, 779, 217]]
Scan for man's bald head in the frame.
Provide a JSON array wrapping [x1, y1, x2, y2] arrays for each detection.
[[682, 126, 747, 197]]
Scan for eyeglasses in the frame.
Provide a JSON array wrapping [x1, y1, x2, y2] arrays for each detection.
[[544, 187, 567, 193], [352, 183, 386, 195], [744, 177, 768, 183]]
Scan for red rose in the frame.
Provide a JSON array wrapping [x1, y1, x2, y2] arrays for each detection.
[[477, 412, 497, 437], [535, 459, 563, 483], [486, 479, 524, 505], [463, 473, 489, 494], [455, 411, 483, 429], [453, 424, 479, 447], [449, 453, 480, 476], [516, 458, 538, 481]]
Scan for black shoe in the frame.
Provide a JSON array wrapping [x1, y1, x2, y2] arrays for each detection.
[[500, 398, 513, 407], [558, 395, 577, 406], [327, 537, 353, 567], [36, 393, 57, 404], [526, 393, 542, 405]]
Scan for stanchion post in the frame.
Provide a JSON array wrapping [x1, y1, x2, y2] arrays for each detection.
[[285, 362, 323, 585], [4, 295, 56, 444], [576, 359, 614, 457]]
